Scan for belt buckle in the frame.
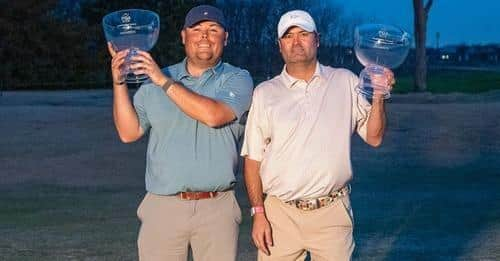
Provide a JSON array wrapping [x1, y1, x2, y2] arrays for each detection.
[[179, 191, 217, 200], [293, 198, 319, 211], [179, 192, 198, 200], [179, 192, 190, 200], [207, 191, 217, 198], [290, 185, 349, 211]]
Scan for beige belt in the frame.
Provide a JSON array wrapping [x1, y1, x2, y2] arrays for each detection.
[[285, 185, 350, 211]]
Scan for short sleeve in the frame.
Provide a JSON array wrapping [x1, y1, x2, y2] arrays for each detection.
[[215, 69, 254, 120], [349, 73, 372, 141], [133, 86, 151, 132], [240, 86, 269, 161]]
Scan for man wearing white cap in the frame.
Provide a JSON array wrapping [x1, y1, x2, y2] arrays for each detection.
[[241, 10, 394, 260]]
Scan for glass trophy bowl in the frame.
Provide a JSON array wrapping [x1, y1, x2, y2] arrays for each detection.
[[354, 24, 410, 99], [102, 9, 160, 83]]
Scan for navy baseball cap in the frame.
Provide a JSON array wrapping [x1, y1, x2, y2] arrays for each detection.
[[183, 5, 227, 30]]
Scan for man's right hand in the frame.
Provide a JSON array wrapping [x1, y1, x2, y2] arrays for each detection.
[[371, 67, 395, 100], [252, 213, 273, 256], [107, 42, 129, 85]]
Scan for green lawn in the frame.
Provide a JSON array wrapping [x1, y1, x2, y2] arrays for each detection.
[[253, 69, 500, 94], [394, 70, 500, 94], [0, 184, 255, 260], [0, 184, 142, 260]]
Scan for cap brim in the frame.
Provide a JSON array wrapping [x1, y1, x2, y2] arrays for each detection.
[[279, 23, 315, 38], [184, 19, 225, 29]]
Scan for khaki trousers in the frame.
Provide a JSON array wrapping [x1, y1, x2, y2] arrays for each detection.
[[258, 195, 354, 261], [137, 191, 242, 261]]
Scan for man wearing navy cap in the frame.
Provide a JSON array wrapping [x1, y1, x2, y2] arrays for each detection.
[[107, 5, 253, 261]]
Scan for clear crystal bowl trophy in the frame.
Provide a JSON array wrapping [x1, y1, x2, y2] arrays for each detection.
[[102, 9, 160, 83], [354, 24, 411, 99]]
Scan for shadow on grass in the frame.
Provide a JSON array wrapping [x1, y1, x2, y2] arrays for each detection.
[[351, 160, 500, 260], [2, 162, 498, 261], [0, 184, 144, 260]]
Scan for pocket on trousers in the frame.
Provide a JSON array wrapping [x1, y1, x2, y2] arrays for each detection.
[[136, 193, 149, 222], [230, 192, 242, 224], [339, 195, 354, 227]]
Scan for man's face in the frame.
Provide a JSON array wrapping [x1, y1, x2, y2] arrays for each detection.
[[278, 26, 318, 65], [181, 21, 228, 66]]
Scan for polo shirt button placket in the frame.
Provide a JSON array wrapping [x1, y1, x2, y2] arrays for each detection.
[[304, 83, 312, 108]]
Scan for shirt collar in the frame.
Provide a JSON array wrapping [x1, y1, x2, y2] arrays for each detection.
[[280, 62, 324, 88], [178, 58, 224, 80]]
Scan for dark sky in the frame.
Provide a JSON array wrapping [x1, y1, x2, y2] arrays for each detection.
[[339, 0, 500, 47]]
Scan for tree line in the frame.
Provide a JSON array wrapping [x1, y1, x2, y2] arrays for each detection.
[[1, 0, 373, 90]]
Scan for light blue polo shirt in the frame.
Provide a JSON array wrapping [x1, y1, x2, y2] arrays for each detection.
[[133, 58, 253, 195]]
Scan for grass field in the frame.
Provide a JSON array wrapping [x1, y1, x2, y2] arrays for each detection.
[[1, 82, 499, 260], [0, 183, 255, 261], [0, 185, 142, 260], [394, 70, 500, 94], [251, 69, 500, 95]]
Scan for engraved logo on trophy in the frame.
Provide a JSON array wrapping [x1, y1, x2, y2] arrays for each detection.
[[121, 13, 131, 24]]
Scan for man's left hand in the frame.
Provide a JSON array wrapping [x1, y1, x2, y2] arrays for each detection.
[[371, 67, 395, 100], [129, 50, 168, 86], [252, 214, 273, 256]]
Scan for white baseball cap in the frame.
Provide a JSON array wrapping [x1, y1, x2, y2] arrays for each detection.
[[277, 10, 317, 38]]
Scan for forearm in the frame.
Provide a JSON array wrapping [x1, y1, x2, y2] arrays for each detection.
[[245, 158, 272, 254], [165, 81, 235, 128], [244, 157, 265, 207], [365, 98, 386, 147], [112, 83, 143, 143]]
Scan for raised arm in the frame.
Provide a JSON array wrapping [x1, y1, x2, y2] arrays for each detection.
[[365, 69, 394, 147], [130, 50, 251, 128], [165, 82, 236, 127], [108, 43, 144, 143], [365, 98, 386, 147]]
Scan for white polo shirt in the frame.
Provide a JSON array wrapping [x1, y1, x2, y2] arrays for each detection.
[[241, 63, 372, 201]]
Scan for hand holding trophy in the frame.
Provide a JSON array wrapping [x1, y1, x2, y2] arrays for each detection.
[[103, 9, 160, 84], [354, 24, 411, 99]]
